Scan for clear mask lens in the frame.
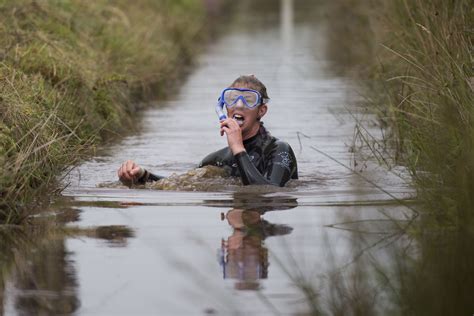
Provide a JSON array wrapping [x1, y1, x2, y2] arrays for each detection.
[[223, 89, 260, 108]]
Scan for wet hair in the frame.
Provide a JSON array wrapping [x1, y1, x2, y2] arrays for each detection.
[[230, 75, 270, 104]]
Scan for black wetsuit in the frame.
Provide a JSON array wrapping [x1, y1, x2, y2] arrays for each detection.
[[139, 125, 298, 187]]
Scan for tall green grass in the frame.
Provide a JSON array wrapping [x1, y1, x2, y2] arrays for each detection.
[[0, 0, 211, 223], [374, 0, 473, 229], [283, 2, 473, 313], [328, 0, 473, 229]]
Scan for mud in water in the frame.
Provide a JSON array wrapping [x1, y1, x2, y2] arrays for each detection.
[[149, 166, 241, 191], [98, 165, 300, 193], [97, 165, 240, 191]]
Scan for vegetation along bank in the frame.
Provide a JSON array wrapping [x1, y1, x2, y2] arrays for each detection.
[[328, 0, 473, 229], [0, 0, 221, 222]]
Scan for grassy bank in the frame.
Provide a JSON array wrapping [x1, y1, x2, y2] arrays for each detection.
[[0, 0, 214, 223], [327, 0, 473, 229], [376, 0, 472, 229], [284, 2, 473, 314]]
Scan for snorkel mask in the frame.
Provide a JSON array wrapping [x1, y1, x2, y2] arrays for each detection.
[[215, 88, 269, 121]]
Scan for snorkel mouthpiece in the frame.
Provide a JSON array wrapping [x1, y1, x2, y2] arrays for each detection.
[[215, 97, 227, 121]]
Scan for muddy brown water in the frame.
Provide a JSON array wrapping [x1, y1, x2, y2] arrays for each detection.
[[5, 1, 472, 315]]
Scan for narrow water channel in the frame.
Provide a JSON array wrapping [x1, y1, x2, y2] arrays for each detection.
[[2, 1, 446, 315]]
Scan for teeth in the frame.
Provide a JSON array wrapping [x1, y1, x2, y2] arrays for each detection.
[[233, 114, 244, 126]]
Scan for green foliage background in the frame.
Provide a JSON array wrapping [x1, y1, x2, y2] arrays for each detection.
[[327, 0, 473, 229], [0, 0, 209, 221], [379, 0, 473, 229]]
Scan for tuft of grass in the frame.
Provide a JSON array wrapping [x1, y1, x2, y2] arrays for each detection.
[[327, 0, 473, 229], [372, 0, 473, 229], [0, 0, 214, 223]]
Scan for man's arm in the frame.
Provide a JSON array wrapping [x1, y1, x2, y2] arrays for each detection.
[[235, 141, 297, 187], [198, 147, 230, 168], [136, 170, 164, 184], [118, 160, 164, 185]]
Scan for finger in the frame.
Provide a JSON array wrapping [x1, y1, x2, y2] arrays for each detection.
[[123, 165, 132, 181], [220, 121, 228, 128], [130, 166, 141, 176], [220, 122, 233, 130], [119, 165, 129, 181], [127, 161, 139, 178], [118, 164, 124, 176], [220, 118, 233, 126], [230, 120, 241, 129], [223, 119, 239, 129], [129, 165, 143, 179], [221, 126, 230, 135], [126, 168, 135, 179], [126, 160, 134, 171]]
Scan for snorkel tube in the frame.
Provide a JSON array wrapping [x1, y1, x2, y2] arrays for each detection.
[[215, 97, 227, 121]]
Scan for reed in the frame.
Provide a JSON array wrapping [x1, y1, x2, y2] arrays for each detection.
[[281, 1, 473, 314], [0, 0, 210, 223], [327, 0, 473, 229], [376, 0, 472, 228]]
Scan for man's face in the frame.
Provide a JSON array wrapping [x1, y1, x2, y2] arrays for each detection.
[[225, 85, 267, 136]]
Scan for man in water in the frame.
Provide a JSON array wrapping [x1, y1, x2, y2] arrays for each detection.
[[118, 75, 298, 187]]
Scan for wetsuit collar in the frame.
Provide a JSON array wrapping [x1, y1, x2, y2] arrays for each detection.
[[243, 132, 259, 145], [243, 124, 270, 147]]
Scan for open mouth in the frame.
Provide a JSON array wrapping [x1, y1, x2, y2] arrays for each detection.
[[232, 114, 245, 126]]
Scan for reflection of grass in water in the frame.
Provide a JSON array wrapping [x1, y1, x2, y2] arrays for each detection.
[[0, 223, 74, 314], [267, 207, 408, 315], [322, 218, 474, 315], [65, 225, 135, 247], [297, 131, 418, 220], [268, 205, 474, 314], [0, 215, 136, 313], [381, 230, 474, 315], [52, 198, 130, 210]]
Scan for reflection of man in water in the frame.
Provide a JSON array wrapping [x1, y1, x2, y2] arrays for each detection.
[[219, 208, 292, 290]]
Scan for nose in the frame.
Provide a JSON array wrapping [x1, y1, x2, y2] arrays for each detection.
[[235, 98, 246, 109]]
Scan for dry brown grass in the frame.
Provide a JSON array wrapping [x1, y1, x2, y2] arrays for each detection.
[[0, 0, 211, 223]]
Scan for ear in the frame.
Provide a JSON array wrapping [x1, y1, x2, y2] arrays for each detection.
[[258, 104, 268, 119]]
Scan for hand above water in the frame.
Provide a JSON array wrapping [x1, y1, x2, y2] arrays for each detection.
[[118, 160, 145, 185], [220, 118, 245, 155]]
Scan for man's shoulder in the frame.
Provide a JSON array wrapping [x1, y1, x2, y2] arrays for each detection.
[[273, 138, 290, 147], [270, 138, 297, 164], [199, 146, 232, 167], [270, 138, 295, 152], [210, 146, 232, 157]]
